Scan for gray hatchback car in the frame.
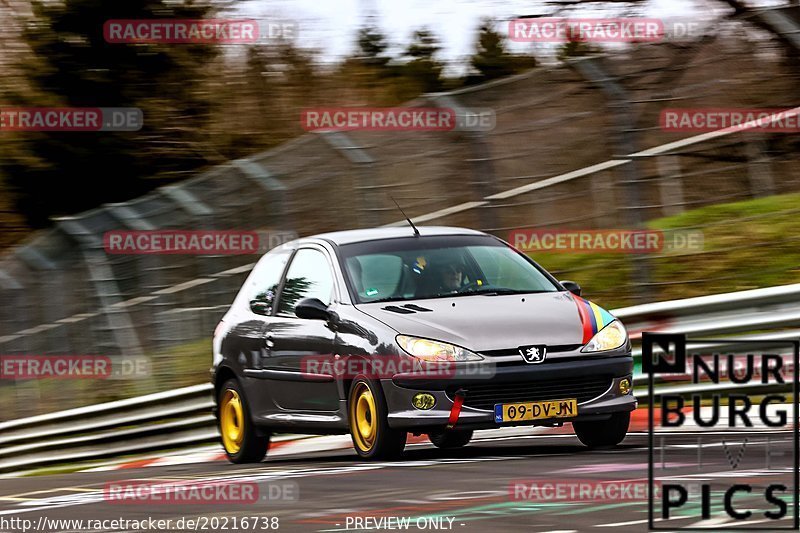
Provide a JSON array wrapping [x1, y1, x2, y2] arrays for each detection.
[[212, 227, 635, 462]]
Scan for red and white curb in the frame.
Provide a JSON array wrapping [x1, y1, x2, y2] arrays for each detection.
[[80, 406, 790, 472], [80, 434, 353, 472], [81, 427, 570, 472]]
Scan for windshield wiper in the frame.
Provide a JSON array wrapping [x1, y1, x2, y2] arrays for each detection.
[[367, 289, 552, 303], [365, 296, 410, 304], [458, 288, 552, 296]]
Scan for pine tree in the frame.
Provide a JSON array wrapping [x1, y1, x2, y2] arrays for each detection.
[[356, 24, 390, 68], [3, 0, 219, 227], [469, 18, 536, 83], [403, 28, 444, 93]]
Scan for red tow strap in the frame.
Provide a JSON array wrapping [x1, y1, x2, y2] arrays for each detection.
[[447, 390, 466, 430]]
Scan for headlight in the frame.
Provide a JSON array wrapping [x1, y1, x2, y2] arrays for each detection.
[[581, 320, 628, 353], [396, 335, 483, 362]]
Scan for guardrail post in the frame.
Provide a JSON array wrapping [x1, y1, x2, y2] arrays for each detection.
[[744, 133, 776, 197], [319, 133, 381, 227], [568, 57, 652, 301], [55, 218, 145, 359], [656, 156, 686, 216], [431, 94, 499, 231]]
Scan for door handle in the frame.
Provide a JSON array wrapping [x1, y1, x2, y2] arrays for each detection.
[[265, 333, 274, 349]]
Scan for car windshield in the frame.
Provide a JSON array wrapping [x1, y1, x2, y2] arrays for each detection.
[[338, 235, 561, 304]]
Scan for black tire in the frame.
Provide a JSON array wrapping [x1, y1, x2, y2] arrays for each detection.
[[218, 379, 270, 464], [573, 411, 630, 449], [347, 377, 407, 460], [428, 429, 473, 449]]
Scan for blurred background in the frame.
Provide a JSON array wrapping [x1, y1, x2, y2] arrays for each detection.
[[2, 0, 800, 419]]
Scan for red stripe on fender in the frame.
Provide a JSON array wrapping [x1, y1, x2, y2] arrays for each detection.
[[571, 294, 594, 344]]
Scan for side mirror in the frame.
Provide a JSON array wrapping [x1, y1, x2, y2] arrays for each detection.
[[295, 298, 330, 320], [560, 280, 582, 297], [249, 299, 270, 315]]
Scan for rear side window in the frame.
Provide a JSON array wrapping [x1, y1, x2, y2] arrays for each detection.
[[276, 248, 335, 317], [244, 250, 290, 315]]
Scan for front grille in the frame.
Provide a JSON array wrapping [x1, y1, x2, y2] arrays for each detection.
[[448, 375, 613, 410], [480, 345, 582, 358]]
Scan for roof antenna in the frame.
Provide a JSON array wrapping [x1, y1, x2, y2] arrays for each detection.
[[390, 196, 420, 237]]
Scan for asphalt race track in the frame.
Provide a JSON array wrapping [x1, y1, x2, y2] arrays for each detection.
[[0, 430, 795, 533]]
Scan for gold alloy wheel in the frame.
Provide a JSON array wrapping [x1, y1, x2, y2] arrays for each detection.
[[350, 382, 377, 453], [220, 389, 245, 454]]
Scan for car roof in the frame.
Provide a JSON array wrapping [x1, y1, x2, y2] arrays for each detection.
[[304, 226, 488, 246]]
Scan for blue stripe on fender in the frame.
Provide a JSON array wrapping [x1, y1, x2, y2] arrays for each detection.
[[598, 306, 616, 329], [584, 299, 598, 333]]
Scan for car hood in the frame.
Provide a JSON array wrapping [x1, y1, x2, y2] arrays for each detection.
[[355, 291, 617, 352]]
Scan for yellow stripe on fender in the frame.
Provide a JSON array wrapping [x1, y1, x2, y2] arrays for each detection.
[[589, 301, 606, 330]]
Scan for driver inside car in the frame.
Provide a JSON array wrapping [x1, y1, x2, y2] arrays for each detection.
[[438, 261, 464, 292], [421, 257, 469, 295]]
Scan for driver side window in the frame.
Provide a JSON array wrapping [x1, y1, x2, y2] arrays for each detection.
[[276, 248, 335, 317]]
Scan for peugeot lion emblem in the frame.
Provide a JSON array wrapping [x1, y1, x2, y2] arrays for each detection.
[[519, 345, 547, 364]]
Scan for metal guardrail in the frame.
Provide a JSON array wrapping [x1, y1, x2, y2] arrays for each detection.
[[0, 384, 215, 473], [0, 282, 798, 474]]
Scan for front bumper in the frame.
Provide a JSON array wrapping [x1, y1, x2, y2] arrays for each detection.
[[382, 354, 636, 431]]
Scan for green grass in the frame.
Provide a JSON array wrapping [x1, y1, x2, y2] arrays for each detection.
[[531, 192, 800, 309], [149, 338, 213, 390], [0, 338, 213, 420]]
